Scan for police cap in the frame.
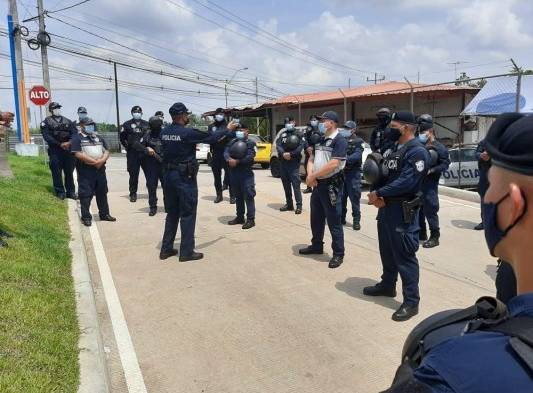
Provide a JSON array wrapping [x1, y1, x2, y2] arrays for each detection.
[[485, 113, 533, 176], [155, 110, 164, 117], [391, 111, 417, 125], [77, 106, 87, 114], [131, 105, 142, 113], [344, 120, 357, 130], [169, 102, 191, 116], [317, 111, 339, 123], [215, 107, 224, 114], [48, 101, 62, 111], [418, 114, 433, 125]]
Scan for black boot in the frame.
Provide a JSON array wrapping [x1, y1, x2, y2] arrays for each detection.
[[392, 304, 419, 322], [363, 283, 397, 297], [159, 248, 178, 260], [295, 207, 302, 215], [149, 206, 157, 216], [474, 222, 484, 230], [66, 193, 78, 200], [298, 246, 323, 255], [328, 255, 344, 269], [423, 233, 440, 248], [130, 193, 137, 203], [179, 252, 204, 262], [230, 197, 236, 204], [353, 221, 361, 231], [81, 218, 92, 227], [228, 217, 245, 225], [302, 187, 312, 194], [100, 214, 117, 222], [279, 204, 294, 212], [242, 219, 255, 230], [214, 192, 223, 204]]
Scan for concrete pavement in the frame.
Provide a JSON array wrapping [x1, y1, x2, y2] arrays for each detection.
[[84, 155, 496, 393]]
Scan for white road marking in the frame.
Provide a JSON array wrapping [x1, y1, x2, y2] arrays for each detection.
[[440, 196, 480, 209]]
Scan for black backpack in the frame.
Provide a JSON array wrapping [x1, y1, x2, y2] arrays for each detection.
[[382, 297, 533, 393]]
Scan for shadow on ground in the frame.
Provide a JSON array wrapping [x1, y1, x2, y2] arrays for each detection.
[[217, 216, 236, 225], [451, 219, 479, 230], [291, 243, 330, 262], [121, 193, 149, 200], [335, 277, 402, 310], [201, 195, 217, 202], [267, 203, 285, 211]]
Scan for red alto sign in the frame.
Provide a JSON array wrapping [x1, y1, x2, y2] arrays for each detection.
[[29, 85, 50, 106]]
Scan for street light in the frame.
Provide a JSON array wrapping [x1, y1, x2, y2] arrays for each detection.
[[225, 67, 248, 108]]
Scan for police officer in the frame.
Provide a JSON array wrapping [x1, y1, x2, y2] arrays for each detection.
[[41, 101, 77, 200], [385, 113, 533, 393], [299, 111, 347, 268], [417, 114, 450, 248], [341, 120, 364, 230], [209, 108, 233, 204], [155, 111, 165, 120], [128, 116, 165, 216], [303, 115, 320, 194], [277, 116, 305, 214], [224, 122, 256, 229], [159, 102, 234, 262], [370, 107, 392, 153], [70, 116, 116, 227], [474, 138, 491, 230], [120, 105, 149, 202], [364, 111, 430, 322]]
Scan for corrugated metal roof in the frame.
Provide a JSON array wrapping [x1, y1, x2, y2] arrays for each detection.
[[268, 81, 478, 105]]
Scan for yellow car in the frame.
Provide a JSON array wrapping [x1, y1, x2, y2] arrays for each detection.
[[248, 134, 271, 169]]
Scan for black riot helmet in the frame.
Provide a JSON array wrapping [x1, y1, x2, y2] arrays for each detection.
[[155, 110, 164, 118], [229, 140, 248, 159], [308, 130, 322, 145], [344, 120, 357, 130], [283, 133, 301, 151], [418, 114, 434, 133], [376, 107, 392, 126], [363, 152, 389, 185], [131, 105, 142, 113], [149, 116, 163, 131], [427, 146, 439, 168]]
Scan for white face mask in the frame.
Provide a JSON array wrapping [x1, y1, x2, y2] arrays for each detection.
[[52, 109, 61, 117], [215, 114, 224, 122], [132, 112, 142, 120], [310, 120, 318, 127]]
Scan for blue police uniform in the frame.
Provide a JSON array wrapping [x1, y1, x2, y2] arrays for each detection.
[[276, 128, 306, 210], [41, 115, 77, 197], [224, 138, 256, 221], [309, 131, 347, 256], [70, 127, 111, 222], [342, 133, 364, 225], [374, 139, 430, 306], [475, 138, 491, 199], [209, 120, 233, 197], [419, 141, 450, 239], [370, 123, 392, 153], [160, 120, 229, 257], [120, 118, 150, 198], [412, 293, 533, 393]]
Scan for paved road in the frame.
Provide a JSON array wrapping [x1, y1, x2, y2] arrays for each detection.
[[85, 156, 496, 393]]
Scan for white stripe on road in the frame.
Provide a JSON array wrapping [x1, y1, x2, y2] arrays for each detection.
[[88, 219, 148, 393]]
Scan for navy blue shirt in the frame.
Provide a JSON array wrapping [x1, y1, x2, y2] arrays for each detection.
[[425, 140, 450, 183], [414, 293, 533, 393], [41, 115, 77, 148], [345, 134, 364, 171], [161, 123, 228, 164]]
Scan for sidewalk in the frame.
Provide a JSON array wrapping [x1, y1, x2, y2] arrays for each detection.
[[86, 156, 494, 393]]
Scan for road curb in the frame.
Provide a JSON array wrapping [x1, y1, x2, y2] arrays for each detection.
[[68, 200, 110, 393], [439, 185, 480, 203]]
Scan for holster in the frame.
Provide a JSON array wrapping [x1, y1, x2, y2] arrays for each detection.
[[401, 192, 423, 224], [167, 160, 199, 179], [326, 172, 344, 206]]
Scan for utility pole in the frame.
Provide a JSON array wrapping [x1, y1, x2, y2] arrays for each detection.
[[404, 77, 414, 113], [510, 58, 522, 112], [37, 0, 51, 114], [8, 0, 30, 142], [367, 72, 385, 84], [113, 62, 120, 134], [348, 78, 351, 88], [447, 61, 468, 80], [255, 77, 259, 131]]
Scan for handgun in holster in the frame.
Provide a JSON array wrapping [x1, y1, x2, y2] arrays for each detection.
[[401, 192, 423, 224], [327, 173, 345, 207]]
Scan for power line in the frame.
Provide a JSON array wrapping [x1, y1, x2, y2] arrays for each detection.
[[48, 0, 92, 14]]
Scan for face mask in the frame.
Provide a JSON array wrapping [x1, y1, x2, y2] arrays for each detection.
[[310, 120, 318, 127], [286, 123, 295, 130], [52, 109, 61, 117], [318, 122, 326, 134], [418, 133, 428, 144], [132, 112, 142, 120], [482, 193, 527, 257], [340, 130, 351, 138], [378, 116, 390, 126], [84, 124, 95, 133], [389, 127, 402, 142], [78, 113, 88, 121], [215, 114, 224, 122], [236, 131, 245, 139]]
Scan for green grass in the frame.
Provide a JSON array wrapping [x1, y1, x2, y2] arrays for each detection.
[[0, 155, 79, 393]]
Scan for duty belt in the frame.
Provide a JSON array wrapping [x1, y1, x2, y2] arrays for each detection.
[[383, 195, 416, 204], [316, 172, 344, 185]]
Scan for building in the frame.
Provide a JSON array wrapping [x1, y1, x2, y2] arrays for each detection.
[[204, 81, 479, 145]]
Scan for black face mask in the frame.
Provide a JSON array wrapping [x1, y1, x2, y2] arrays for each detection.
[[389, 127, 402, 142], [377, 116, 390, 126]]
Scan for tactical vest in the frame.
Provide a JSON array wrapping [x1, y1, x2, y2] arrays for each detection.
[[46, 116, 72, 142], [345, 136, 363, 170]]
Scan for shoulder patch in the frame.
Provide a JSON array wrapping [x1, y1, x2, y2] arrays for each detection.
[[212, 126, 217, 132], [131, 124, 136, 129], [41, 122, 46, 127], [325, 139, 333, 147], [416, 160, 425, 172]]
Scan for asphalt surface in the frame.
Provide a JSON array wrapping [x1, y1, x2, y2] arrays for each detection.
[[84, 155, 496, 393]]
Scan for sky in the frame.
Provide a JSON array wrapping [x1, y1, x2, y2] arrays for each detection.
[[1, 0, 533, 128]]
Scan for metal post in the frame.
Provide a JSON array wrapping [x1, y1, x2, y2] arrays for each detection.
[[298, 102, 302, 126], [404, 77, 414, 113], [225, 83, 228, 108], [113, 62, 120, 133], [37, 0, 51, 113], [339, 88, 347, 123], [516, 71, 522, 112], [255, 77, 259, 131], [7, 14, 22, 141]]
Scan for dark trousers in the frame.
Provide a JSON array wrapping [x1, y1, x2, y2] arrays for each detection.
[[310, 181, 344, 256], [48, 147, 75, 196], [230, 169, 256, 220], [377, 203, 420, 306], [127, 150, 144, 195], [478, 166, 489, 221], [342, 169, 362, 222], [211, 151, 231, 195], [77, 167, 109, 221], [144, 157, 164, 208], [280, 160, 302, 208], [161, 170, 198, 257], [419, 180, 440, 236]]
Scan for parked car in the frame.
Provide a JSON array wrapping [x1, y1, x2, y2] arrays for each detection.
[[247, 134, 271, 169], [196, 143, 211, 164], [439, 144, 479, 189]]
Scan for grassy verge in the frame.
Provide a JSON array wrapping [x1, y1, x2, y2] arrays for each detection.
[[0, 154, 79, 392]]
